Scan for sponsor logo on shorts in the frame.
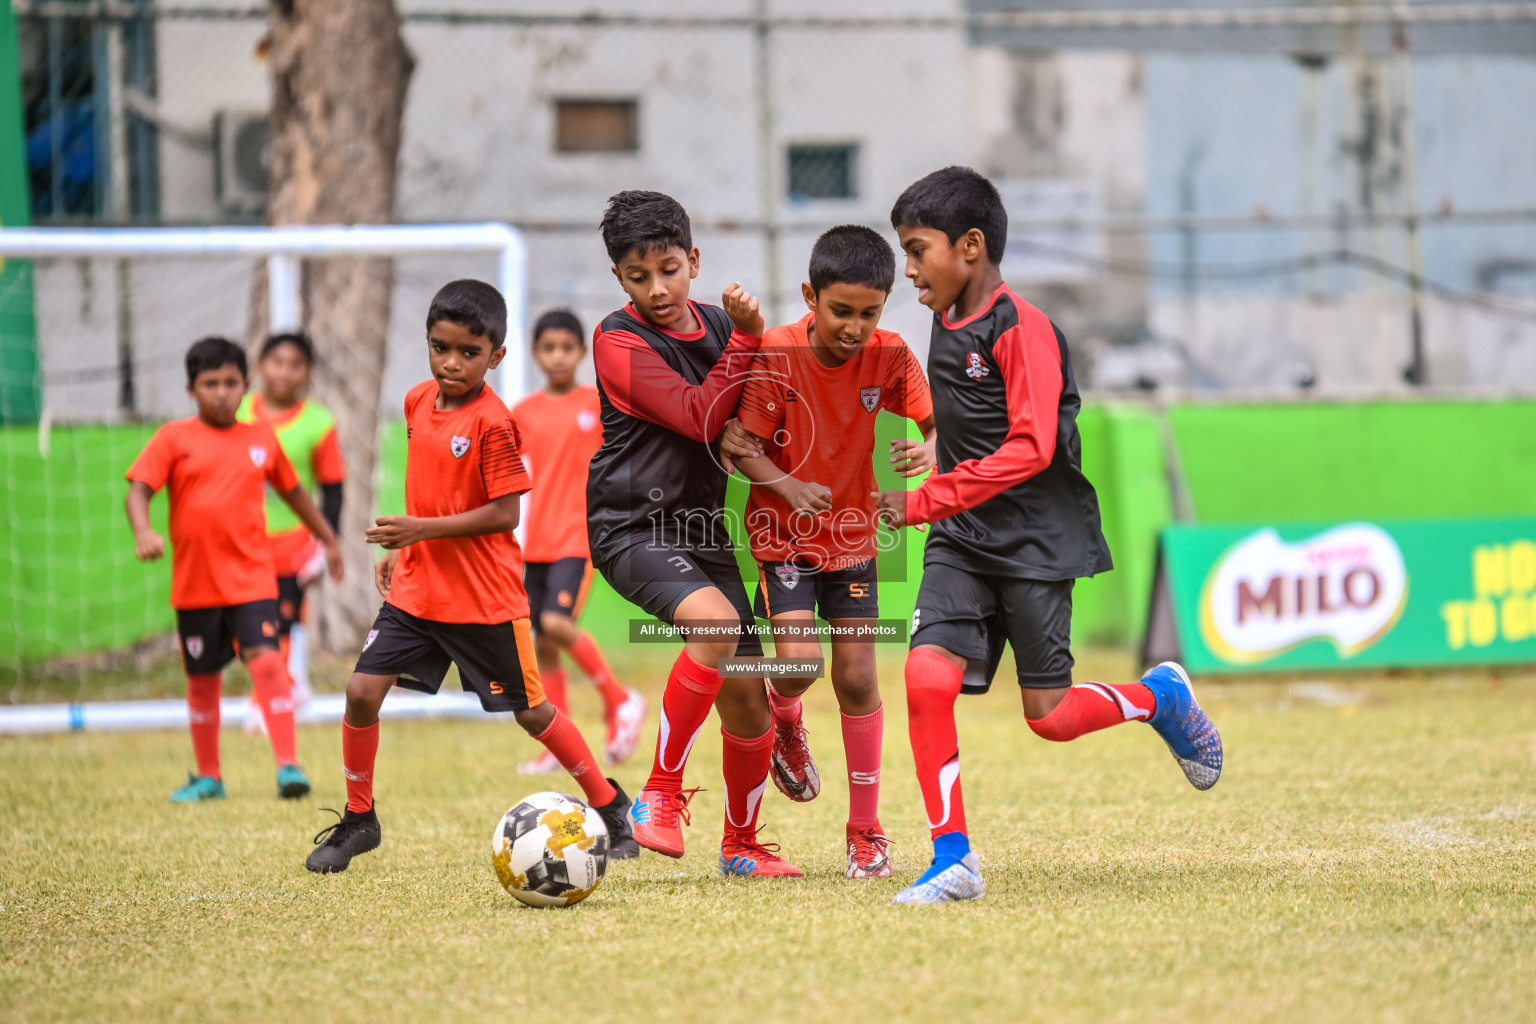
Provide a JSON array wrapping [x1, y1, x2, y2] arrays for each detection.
[[667, 555, 694, 574], [965, 351, 990, 380], [185, 636, 204, 659], [280, 600, 296, 620], [362, 629, 379, 651], [261, 621, 277, 637], [859, 386, 881, 413], [557, 590, 574, 607], [451, 435, 472, 459], [577, 411, 598, 432], [249, 446, 268, 467], [776, 564, 800, 591]]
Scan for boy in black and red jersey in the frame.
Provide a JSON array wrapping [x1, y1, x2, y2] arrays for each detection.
[[587, 190, 799, 876], [873, 167, 1224, 905]]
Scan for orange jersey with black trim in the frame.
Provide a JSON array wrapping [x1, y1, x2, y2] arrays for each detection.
[[737, 314, 933, 569], [126, 417, 299, 609], [510, 385, 603, 561], [385, 380, 533, 624]]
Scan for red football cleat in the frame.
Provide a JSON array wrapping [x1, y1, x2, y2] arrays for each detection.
[[770, 714, 820, 803], [845, 823, 893, 879], [719, 837, 804, 878], [629, 786, 698, 859]]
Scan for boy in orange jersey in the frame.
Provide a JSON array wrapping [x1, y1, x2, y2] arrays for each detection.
[[512, 309, 646, 775], [724, 225, 935, 879], [126, 337, 343, 802], [305, 280, 637, 876]]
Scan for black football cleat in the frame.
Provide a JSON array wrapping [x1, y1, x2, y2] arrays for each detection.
[[593, 779, 641, 860], [305, 806, 381, 873]]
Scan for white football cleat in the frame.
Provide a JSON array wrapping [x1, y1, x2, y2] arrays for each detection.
[[892, 852, 984, 905]]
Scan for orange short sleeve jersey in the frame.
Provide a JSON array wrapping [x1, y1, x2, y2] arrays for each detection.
[[384, 380, 534, 624], [126, 417, 299, 609], [738, 313, 932, 570], [510, 385, 603, 562]]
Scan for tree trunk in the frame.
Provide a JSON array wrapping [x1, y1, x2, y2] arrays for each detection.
[[265, 0, 413, 652]]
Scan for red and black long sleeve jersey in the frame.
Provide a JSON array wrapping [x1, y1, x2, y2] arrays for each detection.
[[909, 283, 1112, 581], [586, 300, 761, 564]]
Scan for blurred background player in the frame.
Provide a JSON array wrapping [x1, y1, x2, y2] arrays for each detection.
[[874, 167, 1224, 905], [587, 191, 799, 876], [723, 225, 935, 879], [237, 331, 345, 735], [125, 337, 343, 803], [305, 280, 636, 874], [511, 309, 646, 774]]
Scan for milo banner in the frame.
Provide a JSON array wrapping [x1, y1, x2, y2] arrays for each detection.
[[1143, 518, 1536, 673]]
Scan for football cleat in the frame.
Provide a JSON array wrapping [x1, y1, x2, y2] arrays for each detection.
[[892, 851, 984, 905], [719, 837, 804, 878], [769, 715, 820, 803], [1142, 661, 1223, 791], [305, 806, 381, 873], [845, 824, 893, 879], [592, 778, 640, 860], [169, 772, 226, 803], [604, 688, 647, 766], [276, 763, 311, 799], [516, 750, 562, 775], [629, 787, 698, 859]]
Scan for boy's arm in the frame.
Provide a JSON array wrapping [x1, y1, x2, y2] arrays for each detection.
[[366, 492, 520, 548], [733, 449, 833, 515], [313, 425, 346, 533], [124, 481, 164, 561], [277, 485, 344, 581], [889, 414, 937, 479]]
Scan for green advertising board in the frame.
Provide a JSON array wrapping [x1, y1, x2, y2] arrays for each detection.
[[1147, 518, 1536, 673], [0, 2, 41, 423]]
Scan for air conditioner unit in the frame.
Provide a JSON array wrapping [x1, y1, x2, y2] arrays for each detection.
[[213, 110, 270, 216]]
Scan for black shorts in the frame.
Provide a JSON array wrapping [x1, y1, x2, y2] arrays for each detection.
[[177, 600, 281, 675], [910, 560, 1075, 693], [594, 538, 763, 656], [524, 557, 594, 628], [276, 576, 304, 636], [753, 558, 880, 620], [353, 602, 545, 713]]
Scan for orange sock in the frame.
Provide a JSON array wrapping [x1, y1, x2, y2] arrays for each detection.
[[721, 727, 773, 841], [570, 632, 627, 711], [906, 648, 967, 839], [1027, 682, 1154, 741], [342, 719, 379, 813], [534, 707, 617, 806], [542, 666, 570, 715], [187, 673, 222, 779], [248, 649, 297, 766]]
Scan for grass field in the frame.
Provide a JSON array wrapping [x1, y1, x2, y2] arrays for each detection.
[[3, 649, 1534, 1022]]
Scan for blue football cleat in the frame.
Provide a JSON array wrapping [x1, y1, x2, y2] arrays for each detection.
[[276, 763, 312, 799], [1142, 661, 1223, 790], [169, 772, 226, 803], [892, 851, 984, 905]]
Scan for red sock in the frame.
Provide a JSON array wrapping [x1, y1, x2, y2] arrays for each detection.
[[1027, 681, 1155, 742], [721, 727, 773, 841], [570, 632, 627, 711], [534, 707, 617, 807], [841, 705, 883, 829], [645, 649, 722, 795], [541, 666, 570, 715], [247, 649, 297, 766], [906, 648, 967, 839], [766, 682, 803, 725], [278, 634, 292, 665], [342, 719, 379, 813], [187, 673, 222, 779]]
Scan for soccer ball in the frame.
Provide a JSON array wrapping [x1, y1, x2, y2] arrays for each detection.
[[490, 791, 610, 908]]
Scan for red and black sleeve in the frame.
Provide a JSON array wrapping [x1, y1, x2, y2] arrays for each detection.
[[592, 327, 762, 443]]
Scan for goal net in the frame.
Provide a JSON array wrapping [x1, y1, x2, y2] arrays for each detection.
[[0, 223, 528, 704]]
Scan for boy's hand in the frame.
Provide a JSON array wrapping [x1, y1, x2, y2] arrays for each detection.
[[722, 283, 765, 337], [782, 479, 833, 515], [324, 542, 345, 583], [872, 490, 911, 531], [889, 437, 936, 478], [366, 515, 430, 550], [374, 549, 399, 597], [718, 417, 764, 474], [133, 528, 165, 562]]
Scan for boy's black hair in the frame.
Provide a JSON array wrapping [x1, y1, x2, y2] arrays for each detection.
[[808, 225, 896, 294], [427, 279, 507, 348], [185, 336, 247, 384], [259, 330, 314, 365], [532, 308, 586, 347], [889, 166, 1008, 265], [600, 190, 692, 266]]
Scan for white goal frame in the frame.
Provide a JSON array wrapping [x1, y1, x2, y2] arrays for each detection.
[[0, 222, 531, 399]]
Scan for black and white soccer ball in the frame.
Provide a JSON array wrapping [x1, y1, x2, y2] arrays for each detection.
[[491, 791, 609, 908]]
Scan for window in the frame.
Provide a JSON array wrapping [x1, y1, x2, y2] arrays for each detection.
[[554, 100, 639, 153], [786, 144, 858, 200]]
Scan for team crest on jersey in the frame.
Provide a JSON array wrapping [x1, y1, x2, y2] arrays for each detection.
[[965, 351, 990, 380], [776, 564, 800, 591], [249, 446, 268, 467], [363, 629, 379, 651], [577, 411, 598, 432], [450, 435, 472, 459], [185, 636, 204, 659], [859, 386, 882, 413]]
